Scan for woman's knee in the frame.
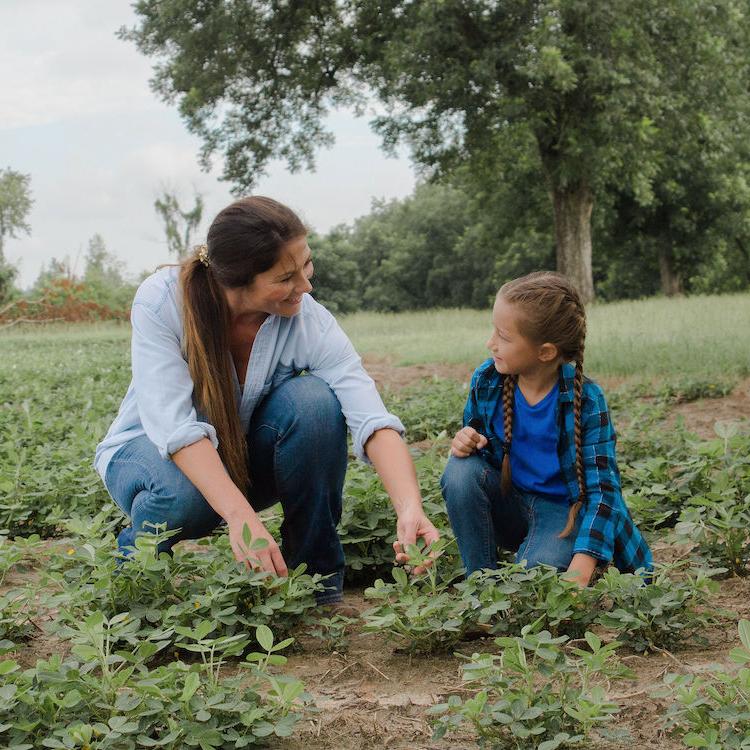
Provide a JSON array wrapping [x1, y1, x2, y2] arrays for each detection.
[[131, 466, 220, 537], [261, 375, 346, 445]]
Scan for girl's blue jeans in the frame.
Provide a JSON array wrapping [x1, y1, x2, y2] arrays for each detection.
[[441, 454, 581, 576], [104, 374, 348, 604]]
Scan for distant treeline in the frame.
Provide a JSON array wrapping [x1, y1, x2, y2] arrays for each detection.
[[5, 173, 748, 324], [310, 178, 750, 314]]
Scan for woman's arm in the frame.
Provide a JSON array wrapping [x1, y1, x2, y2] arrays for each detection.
[[172, 438, 287, 576], [364, 428, 440, 573]]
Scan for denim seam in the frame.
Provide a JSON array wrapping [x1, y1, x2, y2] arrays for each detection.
[[478, 467, 495, 567], [521, 495, 537, 564]]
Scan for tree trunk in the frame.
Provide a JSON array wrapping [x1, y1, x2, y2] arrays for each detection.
[[550, 183, 595, 304], [657, 244, 683, 296]]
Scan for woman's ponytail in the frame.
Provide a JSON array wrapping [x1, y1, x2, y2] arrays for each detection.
[[181, 254, 250, 492]]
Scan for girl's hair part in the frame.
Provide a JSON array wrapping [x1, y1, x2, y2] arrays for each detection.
[[180, 196, 307, 492], [496, 271, 587, 536]]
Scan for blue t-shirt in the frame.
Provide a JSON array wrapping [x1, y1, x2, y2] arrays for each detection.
[[491, 382, 568, 499]]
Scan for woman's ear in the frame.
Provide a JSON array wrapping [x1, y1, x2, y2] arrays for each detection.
[[538, 342, 560, 363]]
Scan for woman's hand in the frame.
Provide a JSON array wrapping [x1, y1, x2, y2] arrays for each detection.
[[393, 510, 441, 575], [450, 426, 488, 458], [171, 440, 288, 577], [227, 510, 288, 577]]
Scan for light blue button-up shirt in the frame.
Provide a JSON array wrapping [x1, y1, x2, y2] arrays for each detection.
[[94, 266, 404, 481]]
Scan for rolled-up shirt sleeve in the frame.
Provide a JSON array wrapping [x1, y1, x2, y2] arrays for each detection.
[[130, 301, 218, 459], [305, 302, 404, 463]]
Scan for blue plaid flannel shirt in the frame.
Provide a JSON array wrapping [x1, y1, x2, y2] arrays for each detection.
[[463, 358, 652, 574]]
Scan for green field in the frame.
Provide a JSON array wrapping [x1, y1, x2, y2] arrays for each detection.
[[5, 291, 747, 379], [0, 294, 749, 749], [340, 292, 750, 376]]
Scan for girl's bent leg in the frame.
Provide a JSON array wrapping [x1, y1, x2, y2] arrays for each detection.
[[515, 493, 582, 571], [247, 375, 348, 604], [441, 454, 506, 575], [104, 435, 222, 554]]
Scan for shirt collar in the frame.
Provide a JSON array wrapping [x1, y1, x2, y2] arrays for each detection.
[[479, 359, 577, 403]]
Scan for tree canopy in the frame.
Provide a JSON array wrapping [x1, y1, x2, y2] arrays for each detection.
[[122, 0, 750, 302], [0, 168, 33, 258]]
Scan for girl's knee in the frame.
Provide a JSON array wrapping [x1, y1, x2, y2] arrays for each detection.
[[441, 455, 490, 512], [516, 546, 573, 572], [441, 455, 486, 492]]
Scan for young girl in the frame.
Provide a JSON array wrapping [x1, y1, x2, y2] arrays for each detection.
[[441, 272, 652, 586]]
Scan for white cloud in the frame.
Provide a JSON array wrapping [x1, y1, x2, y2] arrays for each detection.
[[0, 0, 416, 288], [0, 0, 157, 129]]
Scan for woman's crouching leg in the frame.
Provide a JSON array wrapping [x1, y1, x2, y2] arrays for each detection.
[[105, 435, 222, 556], [248, 375, 348, 603]]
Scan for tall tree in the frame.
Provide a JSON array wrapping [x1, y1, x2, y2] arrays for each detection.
[[0, 168, 32, 261], [122, 1, 749, 302], [154, 190, 204, 259], [0, 168, 32, 302]]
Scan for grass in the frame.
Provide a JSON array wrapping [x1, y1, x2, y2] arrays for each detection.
[[1, 292, 748, 379], [340, 292, 750, 378]]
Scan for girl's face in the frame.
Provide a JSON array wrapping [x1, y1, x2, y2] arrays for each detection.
[[224, 235, 314, 321], [487, 296, 553, 375]]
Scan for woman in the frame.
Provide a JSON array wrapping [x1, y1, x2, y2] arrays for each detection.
[[95, 196, 439, 604]]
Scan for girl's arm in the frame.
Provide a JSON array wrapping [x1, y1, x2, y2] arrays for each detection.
[[171, 438, 287, 577], [567, 384, 622, 583], [565, 552, 597, 586], [364, 428, 440, 574]]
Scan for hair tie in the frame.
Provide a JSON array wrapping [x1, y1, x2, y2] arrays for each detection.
[[196, 244, 210, 267]]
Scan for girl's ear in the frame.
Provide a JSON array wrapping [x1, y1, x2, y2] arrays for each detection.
[[538, 342, 560, 363]]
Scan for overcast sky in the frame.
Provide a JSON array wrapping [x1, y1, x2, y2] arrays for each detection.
[[0, 0, 416, 288]]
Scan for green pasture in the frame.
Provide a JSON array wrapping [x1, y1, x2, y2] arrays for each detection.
[[2, 291, 748, 379], [340, 292, 750, 377]]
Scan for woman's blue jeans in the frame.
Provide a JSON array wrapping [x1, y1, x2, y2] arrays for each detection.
[[441, 454, 581, 576], [104, 375, 348, 604]]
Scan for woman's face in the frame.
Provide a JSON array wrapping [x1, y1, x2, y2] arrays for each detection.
[[224, 235, 314, 321]]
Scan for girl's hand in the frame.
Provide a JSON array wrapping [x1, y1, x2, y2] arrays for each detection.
[[450, 426, 489, 457], [227, 512, 288, 577], [564, 553, 597, 587]]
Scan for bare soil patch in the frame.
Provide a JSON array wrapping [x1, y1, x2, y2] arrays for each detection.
[[362, 357, 474, 391], [661, 377, 750, 438]]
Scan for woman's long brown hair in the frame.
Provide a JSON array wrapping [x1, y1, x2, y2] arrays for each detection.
[[497, 271, 587, 538], [180, 197, 307, 492]]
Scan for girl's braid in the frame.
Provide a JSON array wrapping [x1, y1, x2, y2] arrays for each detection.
[[500, 373, 517, 498], [558, 346, 586, 539]]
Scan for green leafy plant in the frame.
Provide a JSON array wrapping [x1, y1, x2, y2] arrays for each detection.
[[429, 625, 630, 749], [656, 378, 735, 404], [43, 523, 324, 655], [383, 377, 466, 442], [662, 619, 750, 749], [306, 613, 357, 653], [676, 493, 750, 577], [0, 617, 308, 749], [361, 539, 475, 653], [458, 563, 602, 639], [594, 565, 721, 652]]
